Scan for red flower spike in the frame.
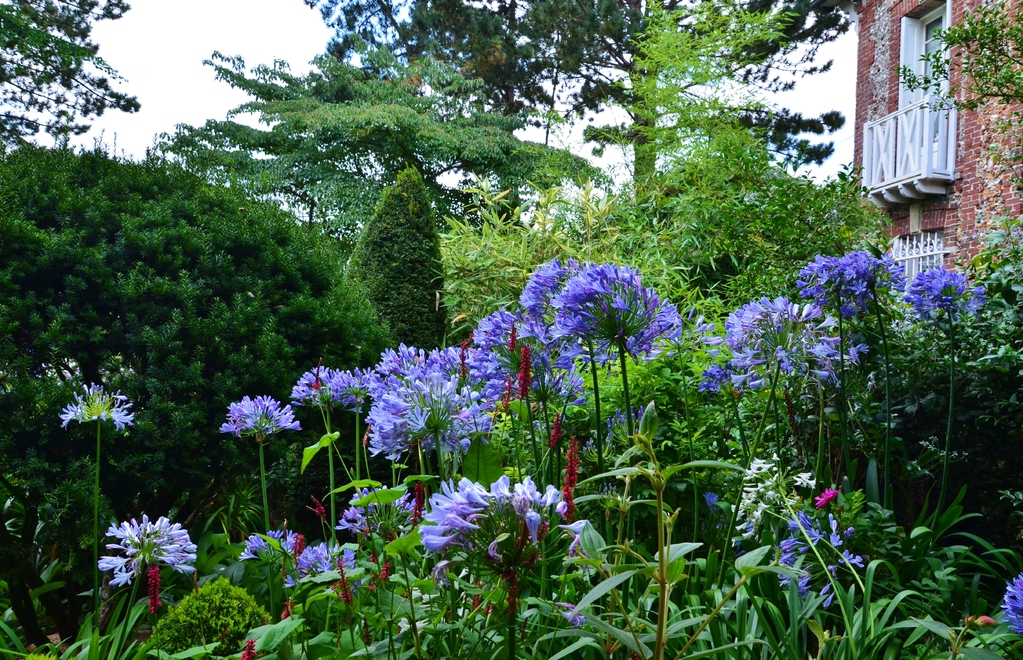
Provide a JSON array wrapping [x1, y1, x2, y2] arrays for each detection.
[[147, 564, 162, 614], [547, 413, 563, 450], [241, 639, 257, 660], [307, 495, 327, 520], [517, 345, 532, 400], [562, 436, 580, 522]]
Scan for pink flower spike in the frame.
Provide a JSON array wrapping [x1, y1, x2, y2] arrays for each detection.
[[815, 488, 839, 509]]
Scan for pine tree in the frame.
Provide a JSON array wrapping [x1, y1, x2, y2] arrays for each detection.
[[351, 167, 447, 348]]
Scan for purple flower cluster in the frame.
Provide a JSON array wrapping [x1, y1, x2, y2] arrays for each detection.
[[797, 252, 905, 317], [220, 395, 301, 437], [1004, 572, 1023, 634], [336, 488, 415, 536], [367, 367, 492, 461], [778, 511, 863, 607], [292, 367, 372, 413], [905, 267, 985, 323], [520, 259, 581, 319], [60, 384, 135, 430], [551, 263, 682, 365], [708, 297, 859, 390], [239, 530, 355, 587], [421, 476, 569, 556], [98, 515, 197, 587]]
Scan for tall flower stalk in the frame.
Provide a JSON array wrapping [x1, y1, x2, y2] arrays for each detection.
[[61, 383, 134, 613], [798, 252, 905, 497], [550, 262, 681, 453], [906, 267, 984, 513], [221, 396, 301, 532]]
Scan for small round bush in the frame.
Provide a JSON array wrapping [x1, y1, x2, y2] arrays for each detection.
[[151, 578, 267, 654]]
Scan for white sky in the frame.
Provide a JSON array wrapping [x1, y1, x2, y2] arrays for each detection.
[[65, 0, 857, 181]]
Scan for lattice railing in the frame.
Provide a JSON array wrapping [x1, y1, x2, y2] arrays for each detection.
[[891, 231, 945, 279]]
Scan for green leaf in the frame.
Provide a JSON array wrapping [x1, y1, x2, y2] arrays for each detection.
[[735, 545, 772, 573], [579, 467, 643, 484], [248, 616, 305, 652], [159, 644, 221, 659], [637, 400, 658, 441], [909, 617, 954, 639], [402, 474, 438, 486], [546, 637, 603, 660], [332, 478, 383, 494], [959, 647, 1008, 660], [662, 460, 745, 480], [578, 522, 607, 560], [384, 528, 422, 557], [461, 438, 504, 486], [301, 433, 339, 474], [352, 487, 407, 507], [576, 569, 638, 610]]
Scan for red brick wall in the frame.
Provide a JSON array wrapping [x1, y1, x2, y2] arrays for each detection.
[[853, 0, 1022, 267]]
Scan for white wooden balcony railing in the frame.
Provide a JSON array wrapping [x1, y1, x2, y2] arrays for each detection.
[[862, 97, 956, 206]]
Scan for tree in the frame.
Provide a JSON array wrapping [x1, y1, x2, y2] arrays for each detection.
[[352, 167, 447, 347], [902, 0, 1023, 187], [0, 146, 389, 643], [160, 50, 599, 245], [0, 0, 139, 144], [304, 0, 848, 173]]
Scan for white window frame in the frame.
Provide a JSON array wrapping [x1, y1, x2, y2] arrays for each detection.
[[899, 3, 951, 108]]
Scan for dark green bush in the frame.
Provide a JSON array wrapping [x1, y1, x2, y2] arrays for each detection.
[[0, 145, 389, 642], [351, 167, 447, 348], [151, 578, 268, 654]]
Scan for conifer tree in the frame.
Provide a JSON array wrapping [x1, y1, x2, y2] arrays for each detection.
[[351, 167, 447, 348]]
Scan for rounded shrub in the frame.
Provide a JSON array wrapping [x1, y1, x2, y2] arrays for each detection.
[[151, 578, 268, 654]]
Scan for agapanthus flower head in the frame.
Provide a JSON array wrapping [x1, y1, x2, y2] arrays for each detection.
[[336, 487, 415, 537], [422, 475, 581, 581], [709, 297, 859, 390], [551, 263, 681, 365], [1003, 572, 1023, 634], [905, 267, 986, 323], [699, 362, 734, 394], [60, 383, 134, 430], [97, 514, 197, 587], [220, 395, 301, 437], [520, 259, 581, 319], [798, 252, 906, 317], [367, 369, 493, 461], [292, 366, 372, 413]]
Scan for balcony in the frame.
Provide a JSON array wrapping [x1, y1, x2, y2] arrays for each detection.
[[862, 98, 956, 207]]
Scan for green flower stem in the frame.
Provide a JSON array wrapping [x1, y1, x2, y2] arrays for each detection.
[[672, 575, 751, 660], [324, 411, 337, 544], [525, 393, 541, 471], [93, 420, 101, 615], [587, 340, 604, 475], [836, 313, 852, 485], [937, 310, 957, 514], [871, 296, 895, 508], [717, 365, 781, 586], [355, 409, 362, 483], [617, 340, 634, 438]]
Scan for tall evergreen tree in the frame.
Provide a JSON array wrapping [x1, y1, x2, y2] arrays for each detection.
[[351, 167, 447, 348], [305, 0, 848, 171], [0, 0, 139, 143]]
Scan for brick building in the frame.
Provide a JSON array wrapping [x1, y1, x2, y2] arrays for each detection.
[[821, 0, 1021, 275]]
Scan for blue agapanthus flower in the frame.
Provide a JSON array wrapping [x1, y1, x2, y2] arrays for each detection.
[[520, 258, 581, 319], [550, 263, 682, 365], [777, 511, 864, 607], [1004, 572, 1023, 634], [60, 384, 134, 430], [421, 476, 568, 556], [797, 252, 906, 317], [220, 395, 301, 437], [709, 297, 860, 390], [366, 368, 492, 461], [97, 515, 197, 587], [905, 267, 985, 322], [292, 366, 372, 413]]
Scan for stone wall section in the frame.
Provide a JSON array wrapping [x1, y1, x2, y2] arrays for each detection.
[[853, 0, 1022, 267]]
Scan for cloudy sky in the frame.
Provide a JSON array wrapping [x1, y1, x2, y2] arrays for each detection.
[[63, 0, 858, 180]]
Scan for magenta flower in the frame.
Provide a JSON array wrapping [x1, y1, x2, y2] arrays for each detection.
[[815, 488, 839, 509]]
